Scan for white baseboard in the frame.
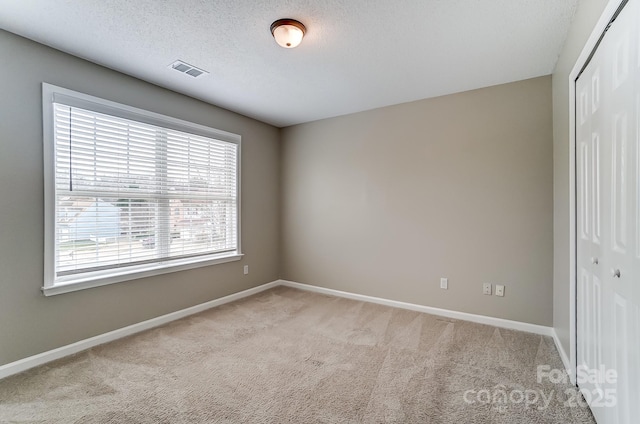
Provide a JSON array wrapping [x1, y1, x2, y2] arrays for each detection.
[[278, 280, 554, 337], [1, 278, 566, 381], [0, 280, 280, 380], [552, 328, 575, 384]]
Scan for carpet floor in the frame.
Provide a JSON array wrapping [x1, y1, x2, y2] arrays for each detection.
[[0, 286, 595, 423]]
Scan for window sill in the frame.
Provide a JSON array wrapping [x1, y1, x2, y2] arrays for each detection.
[[42, 253, 243, 296]]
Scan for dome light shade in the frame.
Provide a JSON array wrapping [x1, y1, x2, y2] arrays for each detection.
[[270, 19, 306, 48]]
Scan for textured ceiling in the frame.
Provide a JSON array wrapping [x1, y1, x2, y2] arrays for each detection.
[[0, 0, 579, 127]]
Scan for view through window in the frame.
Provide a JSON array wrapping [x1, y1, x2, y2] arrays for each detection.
[[43, 84, 241, 293]]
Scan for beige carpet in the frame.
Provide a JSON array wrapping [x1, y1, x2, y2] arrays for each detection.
[[0, 286, 595, 423]]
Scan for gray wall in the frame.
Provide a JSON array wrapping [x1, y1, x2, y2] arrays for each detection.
[[551, 0, 609, 357], [281, 76, 554, 326], [0, 30, 280, 366]]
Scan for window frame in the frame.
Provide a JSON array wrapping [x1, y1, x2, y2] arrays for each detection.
[[42, 83, 242, 296]]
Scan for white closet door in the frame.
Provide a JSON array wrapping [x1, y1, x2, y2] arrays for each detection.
[[606, 3, 636, 421], [576, 1, 639, 423], [629, 0, 640, 417], [576, 32, 610, 423]]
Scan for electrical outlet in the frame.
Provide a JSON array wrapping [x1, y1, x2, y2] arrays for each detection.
[[483, 283, 492, 295], [243, 265, 249, 275], [440, 278, 448, 290], [495, 284, 505, 297]]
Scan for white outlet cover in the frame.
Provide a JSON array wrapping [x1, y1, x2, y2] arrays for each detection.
[[483, 283, 492, 295], [495, 284, 505, 297], [440, 278, 448, 289], [243, 265, 249, 275]]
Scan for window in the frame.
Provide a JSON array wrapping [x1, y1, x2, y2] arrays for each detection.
[[42, 84, 241, 296]]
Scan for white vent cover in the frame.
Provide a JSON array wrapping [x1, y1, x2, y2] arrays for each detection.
[[169, 60, 208, 78]]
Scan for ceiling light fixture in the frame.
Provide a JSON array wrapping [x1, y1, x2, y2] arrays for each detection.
[[270, 19, 306, 48]]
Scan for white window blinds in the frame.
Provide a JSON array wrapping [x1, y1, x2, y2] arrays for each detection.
[[43, 84, 241, 293]]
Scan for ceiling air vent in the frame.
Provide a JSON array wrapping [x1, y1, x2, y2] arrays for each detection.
[[169, 60, 208, 78]]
